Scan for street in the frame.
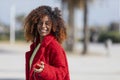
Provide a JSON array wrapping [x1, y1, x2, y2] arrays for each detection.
[[0, 42, 120, 80]]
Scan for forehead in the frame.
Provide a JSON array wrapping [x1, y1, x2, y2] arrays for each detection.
[[40, 15, 51, 21], [42, 16, 49, 20]]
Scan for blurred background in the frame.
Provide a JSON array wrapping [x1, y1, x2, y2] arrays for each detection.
[[0, 0, 120, 80]]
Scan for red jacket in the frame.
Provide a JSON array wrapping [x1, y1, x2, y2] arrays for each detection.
[[25, 34, 70, 80]]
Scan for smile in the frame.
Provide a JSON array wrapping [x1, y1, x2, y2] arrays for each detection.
[[41, 30, 47, 33]]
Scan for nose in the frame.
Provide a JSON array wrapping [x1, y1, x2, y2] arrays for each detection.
[[42, 22, 46, 28]]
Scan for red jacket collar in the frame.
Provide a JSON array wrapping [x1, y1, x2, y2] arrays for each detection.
[[40, 34, 55, 47], [34, 34, 55, 48]]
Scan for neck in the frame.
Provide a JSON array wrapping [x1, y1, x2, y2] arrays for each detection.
[[40, 36, 44, 43]]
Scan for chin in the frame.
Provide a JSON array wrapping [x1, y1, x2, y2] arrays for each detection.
[[40, 33, 49, 37]]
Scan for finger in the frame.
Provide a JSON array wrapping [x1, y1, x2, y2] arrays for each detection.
[[35, 64, 44, 69], [34, 68, 43, 73], [36, 64, 41, 67], [40, 64, 44, 69], [40, 61, 44, 65], [35, 64, 41, 69], [37, 64, 44, 69]]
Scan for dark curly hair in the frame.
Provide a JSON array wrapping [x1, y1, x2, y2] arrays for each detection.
[[24, 5, 67, 43]]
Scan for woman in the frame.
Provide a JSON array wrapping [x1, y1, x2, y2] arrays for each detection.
[[24, 5, 70, 80]]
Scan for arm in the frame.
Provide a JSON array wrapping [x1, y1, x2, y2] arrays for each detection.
[[35, 47, 69, 80], [25, 43, 35, 80]]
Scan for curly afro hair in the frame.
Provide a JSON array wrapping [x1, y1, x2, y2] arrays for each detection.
[[24, 5, 67, 44]]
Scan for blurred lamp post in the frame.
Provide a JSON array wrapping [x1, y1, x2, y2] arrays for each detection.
[[82, 0, 89, 54], [10, 5, 16, 44]]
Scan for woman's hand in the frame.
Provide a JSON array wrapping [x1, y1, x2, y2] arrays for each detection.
[[34, 61, 44, 73]]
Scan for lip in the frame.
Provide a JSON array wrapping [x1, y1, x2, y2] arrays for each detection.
[[41, 30, 47, 33]]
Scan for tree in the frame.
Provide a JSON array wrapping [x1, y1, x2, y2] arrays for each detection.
[[65, 0, 75, 51], [61, 0, 84, 51], [82, 0, 89, 54], [16, 14, 25, 30], [61, 0, 92, 54]]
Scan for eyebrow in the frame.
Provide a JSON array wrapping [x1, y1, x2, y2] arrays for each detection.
[[38, 20, 51, 25], [44, 19, 52, 22]]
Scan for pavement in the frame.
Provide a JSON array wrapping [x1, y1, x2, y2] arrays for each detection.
[[0, 42, 120, 80]]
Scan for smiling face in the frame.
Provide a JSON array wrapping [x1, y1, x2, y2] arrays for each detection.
[[37, 15, 52, 37]]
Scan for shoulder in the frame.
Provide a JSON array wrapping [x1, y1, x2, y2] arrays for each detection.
[[48, 39, 63, 51], [25, 42, 35, 56], [46, 39, 67, 62]]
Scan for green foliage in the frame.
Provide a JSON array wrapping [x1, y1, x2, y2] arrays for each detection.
[[15, 30, 25, 41], [0, 30, 25, 41], [0, 32, 9, 41], [98, 31, 120, 43]]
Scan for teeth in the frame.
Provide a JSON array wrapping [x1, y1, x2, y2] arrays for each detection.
[[41, 30, 47, 32]]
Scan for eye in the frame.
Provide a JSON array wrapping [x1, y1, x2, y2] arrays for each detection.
[[45, 22, 49, 25], [45, 21, 51, 25], [38, 21, 42, 25]]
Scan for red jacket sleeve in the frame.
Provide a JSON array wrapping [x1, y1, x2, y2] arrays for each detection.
[[36, 47, 69, 80], [25, 43, 34, 80]]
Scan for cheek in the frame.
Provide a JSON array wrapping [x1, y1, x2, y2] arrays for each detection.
[[49, 25, 52, 30]]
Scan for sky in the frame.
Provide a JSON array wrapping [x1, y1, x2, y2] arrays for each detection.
[[0, 0, 119, 27], [74, 0, 120, 27], [0, 0, 61, 25]]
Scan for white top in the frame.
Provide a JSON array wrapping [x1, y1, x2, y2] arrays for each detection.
[[29, 43, 40, 69]]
